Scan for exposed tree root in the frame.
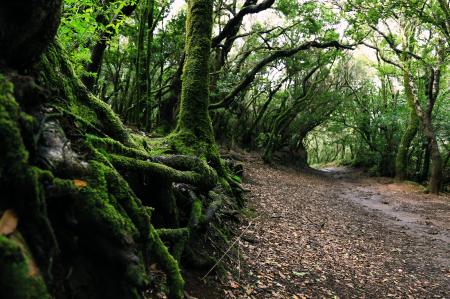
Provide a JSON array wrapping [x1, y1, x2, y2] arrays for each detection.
[[0, 37, 243, 299]]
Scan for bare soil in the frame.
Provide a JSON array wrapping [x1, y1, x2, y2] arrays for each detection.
[[209, 158, 450, 298]]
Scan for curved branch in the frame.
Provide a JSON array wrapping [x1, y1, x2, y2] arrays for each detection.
[[369, 25, 423, 61], [209, 40, 353, 110], [212, 0, 275, 47]]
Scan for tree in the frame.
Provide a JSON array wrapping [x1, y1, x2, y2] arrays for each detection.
[[0, 1, 238, 298]]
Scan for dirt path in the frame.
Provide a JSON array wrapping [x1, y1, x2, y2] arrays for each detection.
[[220, 159, 450, 298]]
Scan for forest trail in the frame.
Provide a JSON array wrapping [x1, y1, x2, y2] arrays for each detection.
[[220, 157, 450, 298]]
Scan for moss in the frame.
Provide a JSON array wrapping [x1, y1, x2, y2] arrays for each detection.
[[108, 153, 209, 188], [1, 25, 233, 298], [218, 176, 232, 194], [87, 134, 151, 160], [0, 75, 60, 282], [395, 67, 420, 180], [149, 224, 184, 299], [105, 167, 153, 249], [0, 236, 50, 299], [157, 228, 190, 261], [170, 0, 228, 181], [157, 228, 190, 240], [0, 75, 28, 178], [39, 42, 132, 146], [75, 160, 139, 244], [175, 0, 214, 142], [134, 135, 172, 156], [189, 198, 203, 228], [63, 160, 150, 295]]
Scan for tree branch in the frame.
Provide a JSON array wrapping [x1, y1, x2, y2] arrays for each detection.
[[209, 40, 353, 110], [211, 0, 275, 47]]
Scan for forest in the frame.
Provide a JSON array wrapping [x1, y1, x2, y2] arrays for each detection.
[[0, 0, 449, 298]]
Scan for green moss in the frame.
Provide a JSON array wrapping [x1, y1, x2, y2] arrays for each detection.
[[1, 28, 234, 298], [149, 225, 184, 299], [175, 0, 215, 141], [157, 228, 189, 261], [167, 130, 226, 180], [189, 199, 203, 228], [40, 42, 132, 146], [87, 134, 150, 160], [108, 153, 208, 188], [0, 236, 50, 299], [76, 160, 139, 244], [170, 0, 226, 180], [0, 75, 28, 178], [0, 75, 59, 275], [105, 169, 152, 243], [157, 228, 190, 240], [395, 68, 420, 180], [130, 134, 170, 156]]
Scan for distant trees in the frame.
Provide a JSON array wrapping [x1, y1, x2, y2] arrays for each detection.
[[55, 0, 449, 192]]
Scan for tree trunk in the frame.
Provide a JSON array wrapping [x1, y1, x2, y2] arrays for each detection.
[[0, 0, 62, 69], [420, 138, 431, 182], [82, 4, 137, 91], [175, 0, 214, 142], [170, 0, 227, 177], [395, 69, 420, 180], [145, 0, 155, 131], [405, 68, 443, 193]]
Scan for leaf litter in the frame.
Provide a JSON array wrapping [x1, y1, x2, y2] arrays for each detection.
[[218, 158, 450, 298]]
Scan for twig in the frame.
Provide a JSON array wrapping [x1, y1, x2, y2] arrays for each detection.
[[201, 219, 256, 280], [237, 239, 241, 282]]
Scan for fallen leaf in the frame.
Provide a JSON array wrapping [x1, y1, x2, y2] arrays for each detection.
[[292, 271, 309, 278], [73, 179, 88, 189], [229, 280, 239, 289], [0, 209, 18, 235]]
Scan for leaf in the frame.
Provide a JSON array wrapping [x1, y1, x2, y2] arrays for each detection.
[[73, 179, 88, 188], [0, 209, 18, 235], [292, 271, 309, 278], [229, 280, 239, 289]]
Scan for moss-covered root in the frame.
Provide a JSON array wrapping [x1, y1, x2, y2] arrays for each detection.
[[188, 196, 203, 228], [39, 42, 133, 146], [0, 236, 50, 299], [109, 154, 216, 190], [156, 228, 189, 261], [150, 225, 184, 299], [0, 75, 60, 284]]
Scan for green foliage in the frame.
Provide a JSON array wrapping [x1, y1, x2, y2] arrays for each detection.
[[58, 0, 137, 77]]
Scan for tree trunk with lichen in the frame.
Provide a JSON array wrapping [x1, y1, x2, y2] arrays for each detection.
[[0, 1, 239, 298]]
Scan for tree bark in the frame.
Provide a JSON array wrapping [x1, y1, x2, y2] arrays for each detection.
[[395, 68, 420, 180], [175, 0, 215, 143], [0, 0, 62, 69], [82, 4, 137, 90]]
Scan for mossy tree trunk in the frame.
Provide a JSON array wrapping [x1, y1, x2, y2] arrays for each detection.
[[170, 0, 228, 177], [175, 0, 214, 143], [395, 60, 443, 193], [409, 67, 443, 194], [394, 80, 420, 180]]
